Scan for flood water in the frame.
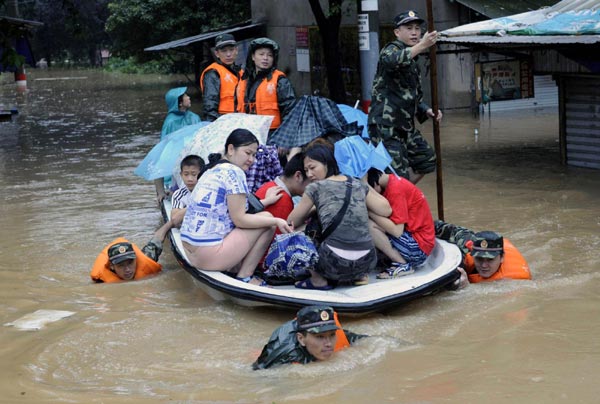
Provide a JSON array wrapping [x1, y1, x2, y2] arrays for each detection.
[[1, 69, 599, 403]]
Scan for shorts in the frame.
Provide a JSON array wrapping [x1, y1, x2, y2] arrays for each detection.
[[368, 124, 436, 178], [316, 243, 377, 283], [388, 231, 428, 267]]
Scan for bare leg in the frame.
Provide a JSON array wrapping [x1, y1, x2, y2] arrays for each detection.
[[237, 226, 275, 281], [304, 269, 329, 287], [368, 220, 406, 264]]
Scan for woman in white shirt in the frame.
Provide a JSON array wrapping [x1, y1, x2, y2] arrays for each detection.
[[180, 129, 292, 286]]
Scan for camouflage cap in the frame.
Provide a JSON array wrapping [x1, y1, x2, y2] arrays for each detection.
[[108, 242, 136, 264], [394, 10, 425, 27], [296, 305, 339, 334], [215, 33, 236, 49], [471, 231, 504, 259]]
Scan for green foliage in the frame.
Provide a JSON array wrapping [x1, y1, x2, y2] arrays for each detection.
[[103, 56, 174, 74], [0, 22, 26, 70], [106, 0, 250, 60], [18, 0, 111, 66]]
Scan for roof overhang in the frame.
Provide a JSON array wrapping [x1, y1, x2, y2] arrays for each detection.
[[145, 21, 264, 52], [453, 0, 556, 19], [0, 15, 43, 30], [440, 34, 600, 47]]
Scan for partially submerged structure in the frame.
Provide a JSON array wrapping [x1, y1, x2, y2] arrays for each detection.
[[440, 0, 600, 169]]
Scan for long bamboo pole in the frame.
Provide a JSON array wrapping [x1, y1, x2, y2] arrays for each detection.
[[426, 0, 444, 220]]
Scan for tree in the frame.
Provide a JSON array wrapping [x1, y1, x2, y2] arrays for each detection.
[[105, 0, 250, 61], [18, 0, 111, 66], [308, 0, 346, 104]]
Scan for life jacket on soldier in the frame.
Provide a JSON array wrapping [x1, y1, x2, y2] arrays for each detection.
[[235, 70, 285, 129], [200, 63, 240, 114], [90, 237, 162, 283], [333, 311, 351, 351], [464, 238, 531, 283]]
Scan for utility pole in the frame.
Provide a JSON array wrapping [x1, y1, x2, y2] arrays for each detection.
[[357, 0, 379, 112]]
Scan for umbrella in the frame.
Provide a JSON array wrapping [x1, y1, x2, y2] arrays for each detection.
[[171, 113, 273, 186], [337, 104, 369, 138], [334, 135, 394, 178], [134, 121, 211, 181], [267, 95, 360, 148]]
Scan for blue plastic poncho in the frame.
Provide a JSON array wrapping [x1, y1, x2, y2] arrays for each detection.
[[160, 87, 201, 140]]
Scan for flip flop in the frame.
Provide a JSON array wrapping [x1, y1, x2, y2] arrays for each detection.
[[294, 278, 333, 291], [237, 275, 268, 287]]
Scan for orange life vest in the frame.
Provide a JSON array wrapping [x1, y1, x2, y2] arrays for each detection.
[[464, 238, 531, 283], [333, 311, 351, 351], [235, 70, 285, 129], [200, 63, 240, 114], [90, 237, 162, 283]]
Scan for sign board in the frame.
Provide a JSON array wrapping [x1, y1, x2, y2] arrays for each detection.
[[475, 59, 534, 103], [358, 14, 369, 32], [296, 26, 309, 48], [361, 0, 378, 11], [358, 33, 369, 51], [296, 48, 310, 72]]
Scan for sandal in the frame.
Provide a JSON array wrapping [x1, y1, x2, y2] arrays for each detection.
[[353, 275, 369, 286], [376, 262, 414, 279], [237, 275, 268, 287], [295, 278, 333, 291]]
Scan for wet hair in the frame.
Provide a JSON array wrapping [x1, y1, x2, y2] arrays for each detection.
[[180, 154, 205, 171], [304, 144, 339, 177], [367, 168, 384, 188], [283, 152, 308, 180]]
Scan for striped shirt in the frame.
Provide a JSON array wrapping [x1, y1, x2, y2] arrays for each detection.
[[171, 187, 192, 210]]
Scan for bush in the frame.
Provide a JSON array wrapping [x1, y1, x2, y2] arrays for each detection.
[[103, 56, 175, 74]]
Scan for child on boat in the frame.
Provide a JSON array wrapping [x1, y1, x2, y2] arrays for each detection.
[[170, 155, 204, 227], [366, 168, 436, 279]]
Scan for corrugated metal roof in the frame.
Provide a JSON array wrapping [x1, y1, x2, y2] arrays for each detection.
[[453, 0, 556, 18], [440, 34, 600, 45], [144, 21, 264, 51], [441, 0, 600, 44]]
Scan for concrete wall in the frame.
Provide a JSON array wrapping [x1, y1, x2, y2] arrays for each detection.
[[251, 0, 475, 110]]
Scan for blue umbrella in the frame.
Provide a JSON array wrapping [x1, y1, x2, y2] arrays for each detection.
[[134, 121, 211, 181], [334, 136, 393, 178], [337, 104, 369, 138]]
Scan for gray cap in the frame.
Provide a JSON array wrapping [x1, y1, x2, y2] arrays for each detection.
[[215, 33, 236, 49]]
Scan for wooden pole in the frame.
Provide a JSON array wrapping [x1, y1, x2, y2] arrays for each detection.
[[425, 0, 444, 221]]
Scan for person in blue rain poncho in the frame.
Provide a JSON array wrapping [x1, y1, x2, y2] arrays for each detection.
[[160, 87, 201, 140], [154, 87, 201, 203]]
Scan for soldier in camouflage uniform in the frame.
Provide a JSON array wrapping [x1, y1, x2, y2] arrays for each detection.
[[368, 10, 442, 184], [252, 305, 366, 370]]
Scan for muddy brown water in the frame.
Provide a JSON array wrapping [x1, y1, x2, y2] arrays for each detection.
[[1, 69, 599, 403]]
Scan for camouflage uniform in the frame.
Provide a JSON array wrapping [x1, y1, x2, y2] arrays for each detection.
[[434, 220, 475, 256], [141, 239, 163, 262], [368, 39, 436, 179], [252, 306, 367, 370]]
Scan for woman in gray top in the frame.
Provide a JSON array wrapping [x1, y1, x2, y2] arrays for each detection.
[[288, 145, 391, 289]]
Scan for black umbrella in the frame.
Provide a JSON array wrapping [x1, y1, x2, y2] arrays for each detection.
[[267, 95, 360, 148]]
